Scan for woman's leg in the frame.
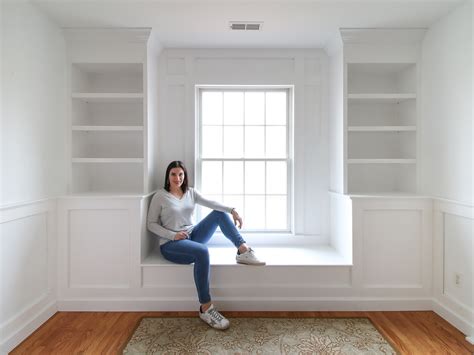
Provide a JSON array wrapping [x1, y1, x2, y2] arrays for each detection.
[[190, 210, 246, 248], [160, 240, 211, 304]]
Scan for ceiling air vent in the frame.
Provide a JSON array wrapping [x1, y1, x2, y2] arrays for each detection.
[[229, 22, 263, 31]]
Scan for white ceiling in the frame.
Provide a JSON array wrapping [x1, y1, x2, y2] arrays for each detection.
[[32, 0, 464, 48]]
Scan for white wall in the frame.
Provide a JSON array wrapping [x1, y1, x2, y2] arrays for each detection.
[[421, 0, 474, 341], [157, 49, 329, 238], [1, 2, 65, 352], [1, 1, 67, 206], [421, 0, 472, 205]]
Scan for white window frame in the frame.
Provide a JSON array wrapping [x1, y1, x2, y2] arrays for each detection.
[[195, 85, 294, 234]]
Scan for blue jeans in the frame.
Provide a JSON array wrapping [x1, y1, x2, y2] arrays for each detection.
[[160, 210, 246, 304]]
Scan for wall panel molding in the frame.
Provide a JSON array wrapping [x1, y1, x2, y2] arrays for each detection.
[[0, 199, 57, 354], [432, 198, 473, 339], [351, 197, 433, 297]]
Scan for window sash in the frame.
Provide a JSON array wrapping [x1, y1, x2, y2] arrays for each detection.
[[197, 87, 292, 233]]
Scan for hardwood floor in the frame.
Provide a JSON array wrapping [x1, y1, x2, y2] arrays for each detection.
[[11, 311, 474, 354]]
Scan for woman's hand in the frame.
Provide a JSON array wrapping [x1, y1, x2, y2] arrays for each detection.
[[231, 209, 243, 229], [174, 230, 189, 240]]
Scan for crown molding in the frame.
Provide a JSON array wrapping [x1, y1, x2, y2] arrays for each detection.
[[63, 28, 152, 43], [340, 28, 427, 44]]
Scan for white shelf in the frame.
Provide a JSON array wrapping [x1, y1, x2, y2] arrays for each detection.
[[72, 125, 144, 131], [72, 93, 143, 102], [72, 158, 144, 163], [348, 93, 416, 102], [348, 126, 416, 132], [348, 159, 416, 164]]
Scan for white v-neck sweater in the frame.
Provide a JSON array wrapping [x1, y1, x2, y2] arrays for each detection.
[[147, 188, 233, 244]]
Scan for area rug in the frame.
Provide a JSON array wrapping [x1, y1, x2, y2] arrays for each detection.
[[122, 317, 397, 354]]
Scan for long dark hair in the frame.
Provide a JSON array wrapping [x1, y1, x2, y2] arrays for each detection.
[[164, 160, 188, 193]]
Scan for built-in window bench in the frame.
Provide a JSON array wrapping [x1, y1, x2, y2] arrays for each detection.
[[57, 193, 436, 320]]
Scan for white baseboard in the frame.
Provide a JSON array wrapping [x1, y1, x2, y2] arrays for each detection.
[[57, 297, 433, 312], [0, 301, 57, 355], [432, 299, 473, 338]]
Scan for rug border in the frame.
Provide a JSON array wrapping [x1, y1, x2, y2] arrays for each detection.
[[118, 315, 147, 354], [119, 315, 400, 354], [366, 317, 401, 355]]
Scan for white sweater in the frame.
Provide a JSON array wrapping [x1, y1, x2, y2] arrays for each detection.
[[147, 188, 233, 244]]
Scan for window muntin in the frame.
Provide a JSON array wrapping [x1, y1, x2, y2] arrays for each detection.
[[197, 88, 291, 232]]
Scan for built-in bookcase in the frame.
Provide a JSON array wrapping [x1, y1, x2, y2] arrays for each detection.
[[346, 63, 417, 193], [64, 28, 160, 197], [70, 62, 147, 193]]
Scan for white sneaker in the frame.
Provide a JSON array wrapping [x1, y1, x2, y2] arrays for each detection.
[[236, 248, 266, 265], [199, 304, 230, 330]]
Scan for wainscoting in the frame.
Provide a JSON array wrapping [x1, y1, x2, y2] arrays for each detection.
[[54, 193, 436, 314], [2, 194, 473, 353], [432, 198, 473, 340], [0, 199, 58, 354]]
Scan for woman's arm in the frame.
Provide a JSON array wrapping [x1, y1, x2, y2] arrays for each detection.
[[193, 189, 243, 228], [147, 193, 177, 241], [193, 188, 233, 213]]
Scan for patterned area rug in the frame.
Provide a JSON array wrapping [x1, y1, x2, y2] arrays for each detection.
[[122, 317, 397, 354]]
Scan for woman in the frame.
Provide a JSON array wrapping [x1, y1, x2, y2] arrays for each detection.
[[147, 161, 265, 330]]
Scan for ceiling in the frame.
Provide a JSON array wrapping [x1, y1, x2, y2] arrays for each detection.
[[32, 0, 464, 48]]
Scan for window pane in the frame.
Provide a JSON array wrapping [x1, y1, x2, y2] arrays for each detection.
[[266, 161, 287, 194], [223, 161, 243, 194], [199, 88, 290, 232], [266, 91, 287, 125], [202, 126, 222, 158], [266, 196, 287, 229], [224, 92, 244, 125], [266, 126, 286, 158], [245, 161, 265, 194], [202, 92, 222, 125], [223, 195, 244, 216], [223, 126, 243, 158], [244, 126, 264, 158], [201, 161, 222, 195], [245, 195, 265, 229], [245, 92, 264, 125]]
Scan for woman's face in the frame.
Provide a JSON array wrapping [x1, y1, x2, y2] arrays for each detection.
[[169, 167, 185, 189]]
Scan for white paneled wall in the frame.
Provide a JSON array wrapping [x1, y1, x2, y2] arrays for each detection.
[[53, 193, 437, 315], [432, 199, 473, 338], [68, 209, 132, 288], [420, 1, 473, 342], [0, 200, 57, 354], [351, 197, 433, 301], [158, 49, 328, 238], [56, 196, 149, 303]]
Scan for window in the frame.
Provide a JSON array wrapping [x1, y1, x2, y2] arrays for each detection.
[[196, 88, 292, 232]]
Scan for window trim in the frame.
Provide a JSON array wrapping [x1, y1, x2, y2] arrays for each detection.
[[195, 85, 294, 234]]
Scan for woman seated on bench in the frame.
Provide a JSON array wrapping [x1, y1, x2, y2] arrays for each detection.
[[147, 160, 265, 330]]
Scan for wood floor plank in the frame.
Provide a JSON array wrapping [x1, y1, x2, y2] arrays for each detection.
[[10, 311, 474, 354]]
